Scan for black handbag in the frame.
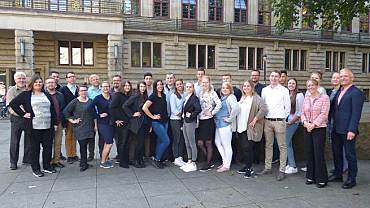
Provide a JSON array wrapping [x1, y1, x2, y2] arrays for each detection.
[[128, 116, 143, 134]]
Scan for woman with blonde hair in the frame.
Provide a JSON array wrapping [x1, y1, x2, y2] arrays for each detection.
[[197, 76, 221, 172], [236, 80, 267, 178], [214, 82, 240, 172]]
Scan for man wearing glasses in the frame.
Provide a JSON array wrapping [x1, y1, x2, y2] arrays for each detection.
[[60, 72, 79, 164]]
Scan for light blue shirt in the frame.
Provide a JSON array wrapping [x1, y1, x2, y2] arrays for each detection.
[[67, 84, 77, 96], [87, 86, 102, 100], [215, 96, 230, 128], [164, 85, 175, 116], [170, 92, 185, 120]]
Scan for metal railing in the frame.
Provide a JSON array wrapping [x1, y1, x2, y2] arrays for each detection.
[[124, 16, 370, 44], [0, 0, 123, 15]]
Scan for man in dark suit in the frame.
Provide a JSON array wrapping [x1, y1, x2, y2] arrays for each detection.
[[251, 70, 265, 96], [329, 68, 365, 189]]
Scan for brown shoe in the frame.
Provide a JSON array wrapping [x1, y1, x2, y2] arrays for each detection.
[[277, 171, 285, 181], [257, 168, 272, 175]]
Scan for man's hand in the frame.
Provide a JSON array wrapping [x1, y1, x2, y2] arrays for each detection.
[[347, 132, 356, 140], [23, 112, 31, 118]]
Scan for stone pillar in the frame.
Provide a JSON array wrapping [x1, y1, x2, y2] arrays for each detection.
[[224, 0, 234, 23], [198, 0, 208, 22], [15, 30, 34, 78], [170, 0, 181, 19], [352, 17, 360, 33], [248, 0, 258, 25], [107, 34, 123, 80], [141, 0, 153, 17]]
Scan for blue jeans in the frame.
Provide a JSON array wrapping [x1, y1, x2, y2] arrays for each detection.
[[285, 123, 298, 167], [151, 121, 170, 161]]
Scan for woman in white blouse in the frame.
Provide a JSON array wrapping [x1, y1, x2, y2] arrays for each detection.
[[284, 78, 304, 174], [236, 80, 267, 178]]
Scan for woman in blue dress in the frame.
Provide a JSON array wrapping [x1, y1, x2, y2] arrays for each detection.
[[91, 81, 115, 168]]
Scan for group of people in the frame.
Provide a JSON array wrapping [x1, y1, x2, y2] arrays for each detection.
[[6, 67, 364, 189]]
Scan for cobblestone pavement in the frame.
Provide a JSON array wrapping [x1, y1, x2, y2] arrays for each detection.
[[0, 120, 369, 208]]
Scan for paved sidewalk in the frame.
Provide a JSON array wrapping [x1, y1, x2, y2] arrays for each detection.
[[0, 120, 369, 208]]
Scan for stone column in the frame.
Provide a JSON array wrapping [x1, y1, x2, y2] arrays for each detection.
[[198, 0, 208, 22], [15, 30, 34, 78], [352, 17, 360, 33], [107, 34, 123, 80], [248, 0, 258, 25], [224, 0, 234, 23], [170, 0, 181, 19], [141, 0, 153, 17]]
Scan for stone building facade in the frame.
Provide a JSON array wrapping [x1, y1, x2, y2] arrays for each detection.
[[0, 0, 369, 100]]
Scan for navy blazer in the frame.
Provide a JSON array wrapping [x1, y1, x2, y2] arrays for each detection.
[[183, 93, 201, 123], [9, 90, 57, 129], [332, 85, 364, 135]]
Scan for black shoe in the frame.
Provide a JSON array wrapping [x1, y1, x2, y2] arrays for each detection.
[[151, 158, 164, 169], [87, 156, 94, 162], [60, 154, 67, 161], [317, 183, 327, 188], [305, 179, 315, 185], [73, 156, 79, 161], [52, 162, 65, 168], [33, 170, 44, 177], [67, 157, 74, 164], [244, 169, 253, 178], [10, 163, 17, 170], [119, 163, 129, 168], [80, 165, 89, 172], [42, 167, 56, 174], [342, 180, 356, 189], [199, 164, 212, 172], [329, 169, 335, 174], [133, 161, 145, 168], [138, 159, 145, 167], [237, 167, 246, 174], [328, 174, 343, 182]]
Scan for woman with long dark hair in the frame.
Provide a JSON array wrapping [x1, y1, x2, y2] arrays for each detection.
[[63, 84, 97, 172], [9, 75, 57, 177], [110, 80, 132, 168], [142, 80, 170, 169], [123, 81, 150, 168], [284, 78, 304, 174], [170, 79, 186, 167], [91, 81, 114, 169]]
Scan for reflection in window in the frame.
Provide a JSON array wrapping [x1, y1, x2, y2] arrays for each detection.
[[188, 44, 216, 69], [188, 45, 196, 68], [71, 42, 82, 65], [83, 42, 93, 65], [207, 46, 215, 69], [325, 51, 345, 71], [359, 11, 369, 33], [59, 41, 69, 65], [131, 42, 162, 68], [285, 49, 307, 71], [153, 43, 162, 68], [182, 0, 197, 19], [131, 42, 141, 67], [209, 0, 223, 21], [154, 0, 169, 17], [142, 42, 151, 67], [123, 0, 140, 15], [239, 47, 264, 70], [234, 0, 247, 23], [50, 0, 67, 11]]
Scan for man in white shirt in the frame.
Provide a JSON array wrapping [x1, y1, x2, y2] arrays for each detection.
[[259, 70, 291, 181], [194, 68, 205, 97]]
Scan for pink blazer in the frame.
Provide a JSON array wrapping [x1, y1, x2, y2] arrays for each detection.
[[301, 93, 330, 128]]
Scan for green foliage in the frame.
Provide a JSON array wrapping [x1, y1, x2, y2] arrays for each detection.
[[271, 0, 370, 32]]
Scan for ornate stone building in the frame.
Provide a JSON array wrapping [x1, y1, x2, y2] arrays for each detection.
[[0, 0, 369, 100]]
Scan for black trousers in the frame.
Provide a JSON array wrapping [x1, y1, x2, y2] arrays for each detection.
[[170, 120, 184, 158], [304, 128, 328, 183], [135, 123, 150, 162], [10, 115, 32, 164], [30, 129, 53, 172], [87, 132, 103, 158], [78, 138, 93, 166], [238, 131, 256, 170], [115, 125, 130, 166], [332, 132, 358, 182]]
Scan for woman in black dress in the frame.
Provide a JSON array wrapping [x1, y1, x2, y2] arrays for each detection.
[[123, 81, 149, 168]]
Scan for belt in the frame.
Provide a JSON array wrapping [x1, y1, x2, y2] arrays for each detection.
[[265, 118, 284, 121]]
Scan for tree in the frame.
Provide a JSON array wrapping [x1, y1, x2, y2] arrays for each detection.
[[271, 0, 370, 32]]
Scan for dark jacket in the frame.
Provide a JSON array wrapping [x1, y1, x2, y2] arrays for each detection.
[[109, 92, 131, 124], [254, 83, 265, 97], [60, 85, 78, 127], [332, 85, 364, 135], [9, 90, 57, 129], [183, 93, 201, 123]]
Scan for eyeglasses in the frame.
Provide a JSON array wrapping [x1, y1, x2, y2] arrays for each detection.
[[67, 75, 76, 78], [79, 89, 87, 92]]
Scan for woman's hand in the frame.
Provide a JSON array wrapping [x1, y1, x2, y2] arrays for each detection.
[[152, 114, 161, 120], [249, 118, 258, 128], [70, 118, 81, 124], [23, 113, 31, 118], [204, 111, 212, 117], [100, 113, 108, 118], [185, 112, 191, 118], [133, 112, 141, 117]]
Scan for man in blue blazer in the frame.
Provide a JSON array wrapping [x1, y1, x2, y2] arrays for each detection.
[[329, 68, 365, 189]]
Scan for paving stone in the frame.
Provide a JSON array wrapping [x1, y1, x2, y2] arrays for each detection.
[[51, 176, 96, 192], [44, 188, 96, 208], [147, 191, 202, 208], [0, 192, 48, 208], [256, 197, 313, 208], [181, 175, 230, 192], [141, 179, 189, 197], [194, 187, 251, 208]]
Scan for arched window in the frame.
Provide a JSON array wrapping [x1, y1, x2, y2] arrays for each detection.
[[234, 0, 247, 23]]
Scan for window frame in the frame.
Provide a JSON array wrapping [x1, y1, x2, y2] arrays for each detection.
[[58, 41, 94, 67], [130, 41, 162, 68], [208, 0, 223, 22], [258, 0, 271, 25], [238, 47, 264, 70], [284, 49, 307, 71], [182, 0, 197, 20], [234, 0, 247, 23], [153, 0, 170, 18], [187, 44, 216, 69], [362, 52, 370, 73], [123, 0, 141, 16], [325, 50, 346, 72]]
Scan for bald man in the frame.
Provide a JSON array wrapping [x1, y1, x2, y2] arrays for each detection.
[[329, 68, 364, 189]]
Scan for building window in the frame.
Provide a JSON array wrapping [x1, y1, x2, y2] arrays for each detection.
[[284, 49, 307, 71], [83, 0, 100, 13], [258, 0, 271, 25], [209, 0, 223, 21], [182, 0, 197, 19], [234, 0, 247, 23], [359, 11, 369, 33], [362, 53, 370, 73], [49, 0, 67, 11], [239, 47, 263, 70], [131, 42, 162, 68], [154, 0, 169, 17], [188, 44, 215, 69], [325, 51, 345, 71], [123, 0, 140, 15], [58, 41, 94, 66]]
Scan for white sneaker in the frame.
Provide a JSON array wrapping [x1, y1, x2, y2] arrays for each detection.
[[183, 163, 197, 172], [285, 167, 298, 174], [301, 167, 307, 172], [180, 163, 189, 170], [285, 165, 291, 171], [174, 157, 186, 167]]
